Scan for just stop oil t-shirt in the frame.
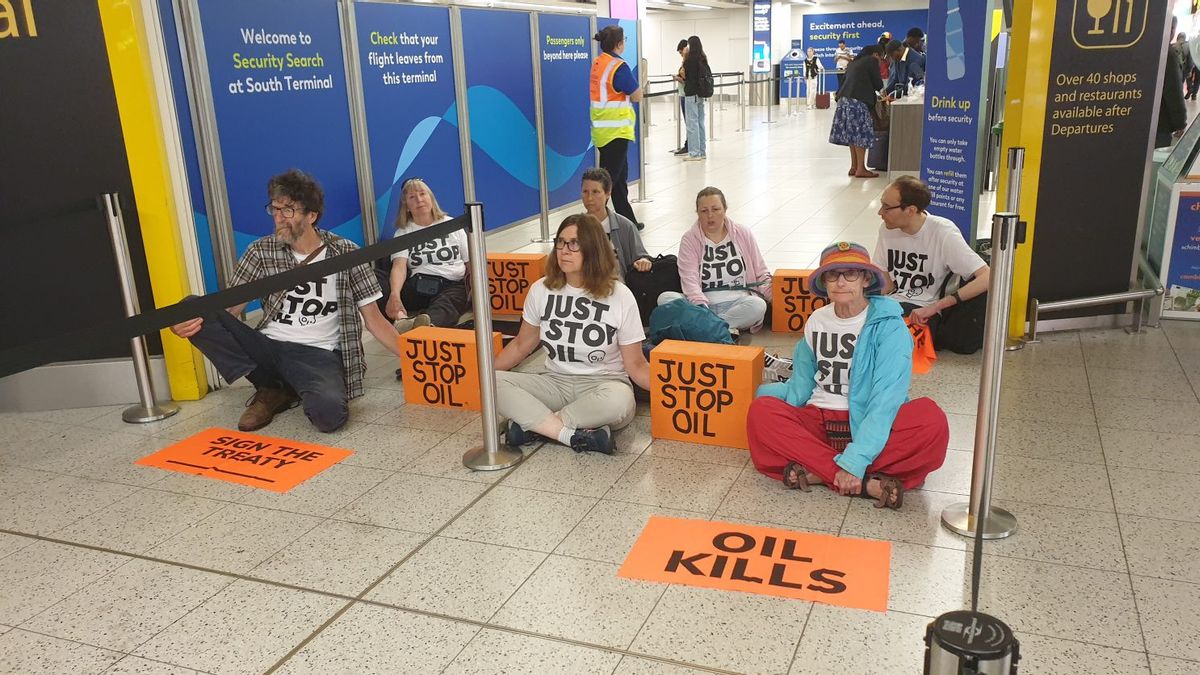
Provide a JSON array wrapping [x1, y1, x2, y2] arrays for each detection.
[[522, 279, 645, 376], [804, 303, 868, 411]]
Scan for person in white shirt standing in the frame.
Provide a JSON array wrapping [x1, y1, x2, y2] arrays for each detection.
[[833, 39, 853, 90], [872, 175, 990, 353], [494, 214, 651, 454], [387, 178, 471, 333]]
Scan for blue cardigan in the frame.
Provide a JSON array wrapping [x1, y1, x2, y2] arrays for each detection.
[[757, 296, 912, 478]]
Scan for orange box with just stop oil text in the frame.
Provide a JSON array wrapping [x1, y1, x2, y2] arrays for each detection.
[[772, 269, 829, 333], [650, 340, 763, 450], [487, 252, 547, 316], [399, 327, 502, 410]]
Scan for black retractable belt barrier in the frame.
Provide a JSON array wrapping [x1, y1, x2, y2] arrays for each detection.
[[0, 214, 470, 379]]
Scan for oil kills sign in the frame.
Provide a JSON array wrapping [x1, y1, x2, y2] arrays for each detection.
[[619, 516, 891, 611]]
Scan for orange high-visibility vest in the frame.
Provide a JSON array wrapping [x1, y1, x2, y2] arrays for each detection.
[[590, 52, 636, 146]]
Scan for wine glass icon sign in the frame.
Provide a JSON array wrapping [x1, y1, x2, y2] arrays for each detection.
[[1087, 0, 1113, 34]]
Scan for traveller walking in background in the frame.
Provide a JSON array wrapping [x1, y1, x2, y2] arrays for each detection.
[[831, 45, 888, 178], [673, 39, 690, 156], [805, 47, 823, 110], [682, 35, 711, 161], [834, 39, 853, 89]]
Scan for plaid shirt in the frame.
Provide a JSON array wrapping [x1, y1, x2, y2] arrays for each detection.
[[229, 229, 381, 399]]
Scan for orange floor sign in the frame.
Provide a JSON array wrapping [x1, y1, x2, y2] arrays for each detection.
[[618, 516, 891, 612], [136, 428, 353, 493]]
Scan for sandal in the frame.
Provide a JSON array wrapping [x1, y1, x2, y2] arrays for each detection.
[[869, 474, 904, 509], [782, 462, 812, 492]]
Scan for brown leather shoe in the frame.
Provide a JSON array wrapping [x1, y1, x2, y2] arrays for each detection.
[[238, 386, 299, 432]]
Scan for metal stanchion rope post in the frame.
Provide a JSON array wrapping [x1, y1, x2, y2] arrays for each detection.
[[1003, 147, 1027, 351], [462, 203, 523, 471], [102, 193, 180, 424], [940, 212, 1020, 541]]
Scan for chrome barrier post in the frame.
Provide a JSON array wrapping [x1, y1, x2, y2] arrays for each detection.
[[101, 194, 181, 424], [739, 72, 747, 131], [707, 91, 715, 142], [632, 98, 651, 203], [462, 203, 524, 471], [764, 74, 776, 125], [1002, 147, 1026, 352], [941, 212, 1021, 540], [529, 14, 553, 244]]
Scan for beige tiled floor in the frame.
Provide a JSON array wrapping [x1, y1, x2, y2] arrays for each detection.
[[3, 100, 1200, 674]]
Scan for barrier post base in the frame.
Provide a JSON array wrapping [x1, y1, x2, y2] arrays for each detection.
[[462, 444, 524, 471], [940, 503, 1017, 540], [122, 402, 180, 424], [1003, 338, 1025, 352]]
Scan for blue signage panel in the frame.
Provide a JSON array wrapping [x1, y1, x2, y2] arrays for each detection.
[[354, 2, 463, 238], [802, 10, 929, 95], [158, 0, 218, 292], [920, 0, 991, 240], [538, 13, 595, 210], [1165, 192, 1200, 316], [197, 0, 363, 253], [752, 0, 771, 74], [459, 8, 539, 230], [596, 17, 640, 185]]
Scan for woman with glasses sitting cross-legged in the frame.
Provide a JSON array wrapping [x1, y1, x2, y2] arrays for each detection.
[[492, 214, 651, 455], [745, 242, 949, 510]]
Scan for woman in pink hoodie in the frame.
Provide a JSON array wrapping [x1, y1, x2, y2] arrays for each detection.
[[657, 186, 771, 333]]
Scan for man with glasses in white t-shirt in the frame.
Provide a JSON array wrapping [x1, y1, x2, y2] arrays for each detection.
[[872, 175, 990, 353], [170, 170, 403, 433]]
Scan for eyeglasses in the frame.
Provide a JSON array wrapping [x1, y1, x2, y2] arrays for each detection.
[[265, 203, 303, 218], [823, 269, 864, 283], [879, 202, 905, 212], [554, 238, 581, 252]]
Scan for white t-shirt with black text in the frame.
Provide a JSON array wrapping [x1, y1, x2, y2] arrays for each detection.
[[391, 216, 470, 282], [261, 249, 381, 351], [804, 303, 869, 411], [873, 214, 986, 307], [522, 279, 645, 376], [701, 236, 748, 304]]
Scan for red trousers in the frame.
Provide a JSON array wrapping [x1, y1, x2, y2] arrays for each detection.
[[746, 397, 949, 490]]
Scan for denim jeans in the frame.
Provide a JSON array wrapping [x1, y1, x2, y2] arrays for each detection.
[[188, 308, 349, 432], [684, 95, 706, 157]]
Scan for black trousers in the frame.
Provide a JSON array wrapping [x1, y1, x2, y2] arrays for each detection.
[[598, 138, 638, 226], [401, 276, 469, 327]]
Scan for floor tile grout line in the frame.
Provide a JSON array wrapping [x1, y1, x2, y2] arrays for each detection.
[[1079, 332, 1152, 656], [263, 440, 546, 674], [1161, 326, 1200, 403], [782, 602, 818, 675]]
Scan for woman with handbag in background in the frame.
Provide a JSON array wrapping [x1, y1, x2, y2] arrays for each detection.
[[386, 178, 471, 333], [830, 45, 889, 178]]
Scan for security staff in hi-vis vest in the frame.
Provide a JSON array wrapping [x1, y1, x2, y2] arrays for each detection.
[[591, 25, 644, 231]]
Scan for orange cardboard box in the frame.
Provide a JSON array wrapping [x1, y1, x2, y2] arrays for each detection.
[[772, 269, 829, 333], [487, 252, 547, 316], [650, 340, 763, 450], [400, 327, 502, 410]]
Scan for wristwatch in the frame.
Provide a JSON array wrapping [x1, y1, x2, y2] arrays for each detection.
[[951, 290, 963, 305]]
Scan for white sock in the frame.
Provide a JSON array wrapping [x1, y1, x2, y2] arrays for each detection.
[[556, 427, 576, 446]]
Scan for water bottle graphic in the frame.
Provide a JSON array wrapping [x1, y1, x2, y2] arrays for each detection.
[[945, 0, 966, 80]]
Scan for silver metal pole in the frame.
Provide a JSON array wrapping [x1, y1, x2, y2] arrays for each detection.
[[632, 28, 649, 205], [700, 92, 710, 142], [450, 8, 476, 202], [1002, 147, 1026, 352], [675, 90, 683, 148], [101, 194, 181, 424], [942, 212, 1020, 540], [529, 13, 553, 243], [339, 0, 379, 245], [462, 203, 524, 471], [764, 74, 776, 125], [739, 72, 747, 132], [175, 0, 235, 289]]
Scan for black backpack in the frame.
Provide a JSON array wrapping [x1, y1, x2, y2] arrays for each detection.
[[932, 239, 991, 354], [697, 61, 715, 98], [624, 254, 682, 326]]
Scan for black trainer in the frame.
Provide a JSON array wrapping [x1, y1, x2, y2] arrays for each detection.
[[570, 426, 614, 454], [505, 421, 538, 447]]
